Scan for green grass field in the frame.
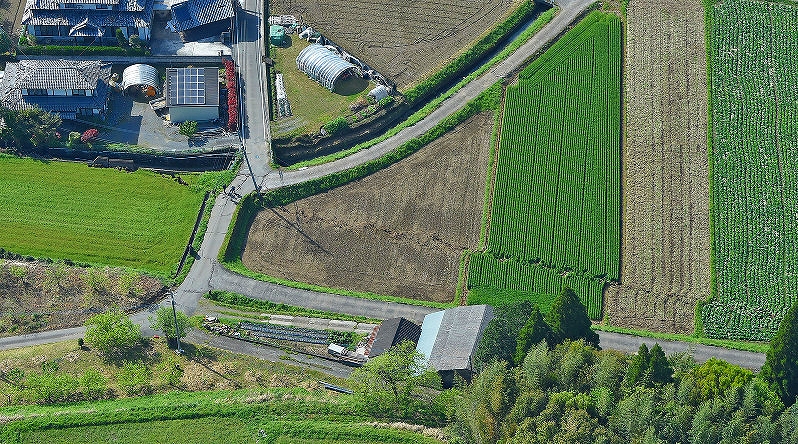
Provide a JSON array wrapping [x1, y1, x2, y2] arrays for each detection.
[[1, 389, 441, 444], [467, 11, 622, 319], [0, 155, 205, 276], [702, 0, 798, 341]]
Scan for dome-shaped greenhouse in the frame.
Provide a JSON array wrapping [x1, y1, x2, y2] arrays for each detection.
[[296, 44, 360, 91]]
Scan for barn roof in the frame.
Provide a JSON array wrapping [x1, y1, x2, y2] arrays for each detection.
[[369, 317, 422, 357], [416, 305, 494, 372], [165, 67, 219, 107]]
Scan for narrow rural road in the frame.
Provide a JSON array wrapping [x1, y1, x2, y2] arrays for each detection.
[[0, 0, 768, 371]]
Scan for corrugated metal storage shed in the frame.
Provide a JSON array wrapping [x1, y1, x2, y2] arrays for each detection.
[[122, 64, 159, 93]]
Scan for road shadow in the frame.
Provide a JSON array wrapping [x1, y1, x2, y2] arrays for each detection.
[[236, 10, 260, 43]]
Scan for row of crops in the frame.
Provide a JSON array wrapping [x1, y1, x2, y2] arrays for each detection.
[[468, 12, 622, 319], [703, 0, 798, 340]]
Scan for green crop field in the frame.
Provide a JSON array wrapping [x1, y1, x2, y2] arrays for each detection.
[[702, 0, 798, 340], [467, 11, 622, 319], [0, 155, 205, 276]]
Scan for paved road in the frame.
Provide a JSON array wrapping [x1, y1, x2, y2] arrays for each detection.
[[597, 331, 766, 370], [0, 0, 768, 372]]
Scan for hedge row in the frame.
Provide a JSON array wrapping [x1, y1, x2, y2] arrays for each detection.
[[17, 45, 148, 56], [403, 0, 540, 103]]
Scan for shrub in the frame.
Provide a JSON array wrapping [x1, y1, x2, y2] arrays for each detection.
[[322, 116, 349, 135], [179, 120, 198, 137], [117, 361, 152, 396], [66, 131, 81, 148], [378, 96, 395, 107], [80, 128, 99, 143]]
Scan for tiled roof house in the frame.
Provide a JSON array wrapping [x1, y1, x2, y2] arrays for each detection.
[[22, 0, 155, 44], [166, 0, 234, 42], [0, 59, 112, 120]]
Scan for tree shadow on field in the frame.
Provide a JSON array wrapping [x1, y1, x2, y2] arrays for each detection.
[[268, 207, 333, 256]]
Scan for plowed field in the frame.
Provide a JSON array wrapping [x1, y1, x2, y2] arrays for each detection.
[[603, 0, 710, 333], [241, 113, 493, 303], [270, 0, 518, 89]]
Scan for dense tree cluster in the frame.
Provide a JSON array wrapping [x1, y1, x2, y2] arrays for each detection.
[[449, 340, 797, 443], [0, 106, 61, 151], [474, 287, 598, 372]]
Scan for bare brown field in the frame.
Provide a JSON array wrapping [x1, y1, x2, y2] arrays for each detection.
[[271, 0, 518, 89], [0, 0, 25, 37], [604, 0, 710, 333], [0, 260, 165, 336], [242, 113, 493, 303]]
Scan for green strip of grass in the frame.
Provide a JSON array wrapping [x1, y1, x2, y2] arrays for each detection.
[[592, 324, 770, 354], [283, 7, 558, 171], [0, 155, 206, 277], [204, 290, 382, 324], [1, 388, 441, 444]]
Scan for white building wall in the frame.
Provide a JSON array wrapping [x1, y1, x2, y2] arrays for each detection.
[[169, 105, 218, 123]]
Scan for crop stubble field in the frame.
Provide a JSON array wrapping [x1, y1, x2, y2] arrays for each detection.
[[0, 156, 205, 276], [270, 0, 519, 89], [467, 12, 622, 319], [603, 0, 711, 334], [700, 0, 798, 341], [242, 114, 493, 303]]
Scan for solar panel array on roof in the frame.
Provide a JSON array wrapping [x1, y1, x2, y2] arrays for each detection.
[[167, 67, 205, 106]]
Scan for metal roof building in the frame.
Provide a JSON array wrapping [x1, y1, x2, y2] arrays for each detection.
[[122, 64, 159, 93], [165, 67, 219, 122], [416, 305, 494, 386], [296, 44, 360, 91], [369, 317, 422, 358]]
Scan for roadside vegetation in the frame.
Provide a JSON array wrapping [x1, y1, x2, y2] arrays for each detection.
[[204, 291, 381, 324], [0, 258, 164, 337]]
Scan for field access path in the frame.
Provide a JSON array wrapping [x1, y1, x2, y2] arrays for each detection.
[[0, 0, 766, 370]]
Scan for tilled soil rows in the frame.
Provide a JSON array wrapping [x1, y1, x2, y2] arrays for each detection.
[[271, 0, 518, 89], [604, 0, 711, 334], [242, 113, 493, 303]]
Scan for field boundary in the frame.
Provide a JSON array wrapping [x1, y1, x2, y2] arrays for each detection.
[[219, 85, 504, 308]]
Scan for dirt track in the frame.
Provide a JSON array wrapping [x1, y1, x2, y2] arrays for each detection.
[[604, 0, 710, 333], [271, 0, 517, 89], [242, 113, 493, 303]]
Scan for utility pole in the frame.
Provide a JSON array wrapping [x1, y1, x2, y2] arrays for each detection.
[[170, 292, 183, 354], [241, 146, 261, 193]]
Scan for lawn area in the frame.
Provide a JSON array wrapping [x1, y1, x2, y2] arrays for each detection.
[[0, 155, 205, 276], [270, 37, 369, 138]]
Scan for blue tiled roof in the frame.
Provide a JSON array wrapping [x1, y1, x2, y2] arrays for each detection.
[[166, 0, 234, 33], [22, 0, 153, 28]]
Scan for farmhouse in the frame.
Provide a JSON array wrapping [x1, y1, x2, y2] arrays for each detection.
[[0, 59, 112, 120], [166, 0, 235, 42], [296, 44, 361, 91], [416, 305, 494, 386], [21, 0, 154, 44], [165, 67, 219, 122], [368, 317, 422, 358]]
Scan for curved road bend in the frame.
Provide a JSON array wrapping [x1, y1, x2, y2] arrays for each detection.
[[0, 0, 767, 371]]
